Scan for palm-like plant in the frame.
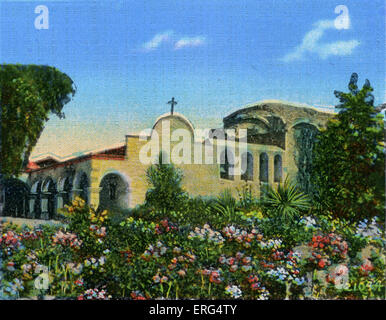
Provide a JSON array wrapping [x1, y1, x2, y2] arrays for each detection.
[[263, 178, 310, 222], [211, 189, 237, 222]]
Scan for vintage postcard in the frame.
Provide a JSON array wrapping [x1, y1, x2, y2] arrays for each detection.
[[0, 0, 385, 309]]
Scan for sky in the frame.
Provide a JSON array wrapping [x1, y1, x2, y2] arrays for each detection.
[[0, 0, 385, 158]]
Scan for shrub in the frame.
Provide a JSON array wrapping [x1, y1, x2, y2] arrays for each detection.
[[145, 154, 187, 213], [262, 178, 310, 223]]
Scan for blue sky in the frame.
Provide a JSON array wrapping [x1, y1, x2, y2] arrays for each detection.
[[1, 0, 384, 157]]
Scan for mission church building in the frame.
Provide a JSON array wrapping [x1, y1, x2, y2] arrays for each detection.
[[1, 100, 333, 219]]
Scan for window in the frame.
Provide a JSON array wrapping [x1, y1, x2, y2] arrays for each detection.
[[274, 154, 282, 182], [241, 152, 254, 181], [220, 148, 234, 180], [259, 153, 269, 182]]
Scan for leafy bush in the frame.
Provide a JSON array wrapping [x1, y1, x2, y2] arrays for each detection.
[[145, 154, 187, 213]]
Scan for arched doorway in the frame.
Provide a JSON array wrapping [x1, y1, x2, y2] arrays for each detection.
[[99, 172, 130, 212]]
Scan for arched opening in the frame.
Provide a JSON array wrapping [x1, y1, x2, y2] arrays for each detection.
[[274, 154, 282, 183], [63, 177, 73, 206], [42, 178, 57, 220], [220, 148, 234, 180], [30, 180, 43, 219], [99, 172, 130, 212], [76, 172, 89, 204], [58, 176, 73, 209], [259, 153, 269, 183], [2, 178, 29, 217], [241, 152, 254, 181]]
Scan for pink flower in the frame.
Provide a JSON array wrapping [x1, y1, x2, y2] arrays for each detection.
[[335, 264, 349, 276], [177, 270, 186, 277], [230, 265, 238, 272], [360, 259, 374, 275]]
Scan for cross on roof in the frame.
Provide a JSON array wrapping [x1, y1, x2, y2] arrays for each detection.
[[167, 97, 177, 115]]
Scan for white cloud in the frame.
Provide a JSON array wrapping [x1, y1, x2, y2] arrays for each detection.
[[281, 19, 360, 62], [142, 30, 174, 51], [141, 32, 206, 52], [174, 36, 206, 50]]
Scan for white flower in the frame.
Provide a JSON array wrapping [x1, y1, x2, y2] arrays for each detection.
[[356, 218, 382, 239], [225, 285, 242, 299]]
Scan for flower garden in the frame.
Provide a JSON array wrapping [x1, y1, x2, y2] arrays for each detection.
[[0, 184, 384, 300]]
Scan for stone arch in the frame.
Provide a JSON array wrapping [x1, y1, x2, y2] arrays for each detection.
[[73, 171, 90, 204], [241, 152, 254, 181], [30, 179, 43, 219], [41, 177, 57, 220], [291, 118, 321, 131], [98, 170, 131, 211], [234, 117, 271, 133], [259, 152, 269, 183], [57, 175, 74, 209]]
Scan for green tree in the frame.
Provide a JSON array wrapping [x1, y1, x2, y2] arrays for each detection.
[[145, 154, 186, 212], [0, 64, 76, 177], [312, 73, 385, 221]]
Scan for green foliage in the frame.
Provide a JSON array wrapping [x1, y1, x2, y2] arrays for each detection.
[[262, 178, 310, 223], [210, 189, 238, 222], [312, 73, 385, 222], [236, 183, 261, 211], [145, 154, 187, 212], [1, 193, 385, 300], [0, 64, 76, 176]]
